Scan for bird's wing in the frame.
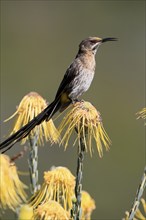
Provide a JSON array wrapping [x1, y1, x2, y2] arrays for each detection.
[[55, 60, 79, 99]]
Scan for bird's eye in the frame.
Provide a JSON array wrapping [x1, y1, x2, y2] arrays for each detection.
[[90, 40, 97, 44]]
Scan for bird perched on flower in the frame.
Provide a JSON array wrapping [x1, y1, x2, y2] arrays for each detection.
[[0, 36, 117, 152]]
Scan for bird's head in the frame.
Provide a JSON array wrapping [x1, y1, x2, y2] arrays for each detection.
[[79, 36, 117, 54]]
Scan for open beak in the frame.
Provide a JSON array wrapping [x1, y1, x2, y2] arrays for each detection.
[[102, 37, 118, 43]]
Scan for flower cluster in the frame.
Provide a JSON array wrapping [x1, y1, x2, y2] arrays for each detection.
[[1, 92, 111, 219], [28, 166, 96, 220], [29, 166, 75, 211], [58, 101, 111, 157]]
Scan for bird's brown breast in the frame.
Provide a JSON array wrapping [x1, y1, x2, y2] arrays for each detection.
[[79, 51, 96, 72]]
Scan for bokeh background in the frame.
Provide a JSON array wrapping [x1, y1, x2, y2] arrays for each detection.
[[1, 1, 145, 219]]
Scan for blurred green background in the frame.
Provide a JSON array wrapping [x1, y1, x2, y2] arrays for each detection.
[[1, 1, 145, 219]]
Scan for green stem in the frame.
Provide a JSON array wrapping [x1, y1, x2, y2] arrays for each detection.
[[128, 166, 146, 220], [72, 137, 85, 220], [28, 132, 39, 194]]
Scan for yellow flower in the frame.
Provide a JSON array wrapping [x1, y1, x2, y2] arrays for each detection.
[[58, 101, 111, 157], [33, 200, 69, 220], [81, 191, 96, 220], [29, 166, 75, 211], [0, 154, 27, 211], [5, 92, 59, 145]]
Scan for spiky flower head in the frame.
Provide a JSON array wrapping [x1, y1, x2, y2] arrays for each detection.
[[58, 101, 111, 157], [5, 92, 59, 145], [33, 200, 69, 220], [29, 166, 75, 211], [81, 190, 96, 220], [0, 154, 27, 211]]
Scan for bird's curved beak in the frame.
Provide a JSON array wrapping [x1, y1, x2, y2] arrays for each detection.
[[102, 37, 118, 43]]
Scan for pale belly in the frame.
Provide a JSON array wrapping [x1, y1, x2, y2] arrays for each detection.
[[69, 69, 94, 99]]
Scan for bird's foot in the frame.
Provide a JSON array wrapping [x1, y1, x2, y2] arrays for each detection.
[[72, 99, 85, 104]]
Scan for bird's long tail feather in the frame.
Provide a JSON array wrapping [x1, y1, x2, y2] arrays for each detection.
[[0, 98, 61, 153]]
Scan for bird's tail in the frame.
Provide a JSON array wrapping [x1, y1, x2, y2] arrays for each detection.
[[0, 98, 61, 153]]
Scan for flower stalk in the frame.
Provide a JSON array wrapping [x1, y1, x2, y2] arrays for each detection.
[[72, 137, 85, 220], [127, 167, 146, 220], [28, 131, 39, 194]]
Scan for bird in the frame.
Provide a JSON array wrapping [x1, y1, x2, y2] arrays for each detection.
[[0, 36, 117, 153]]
